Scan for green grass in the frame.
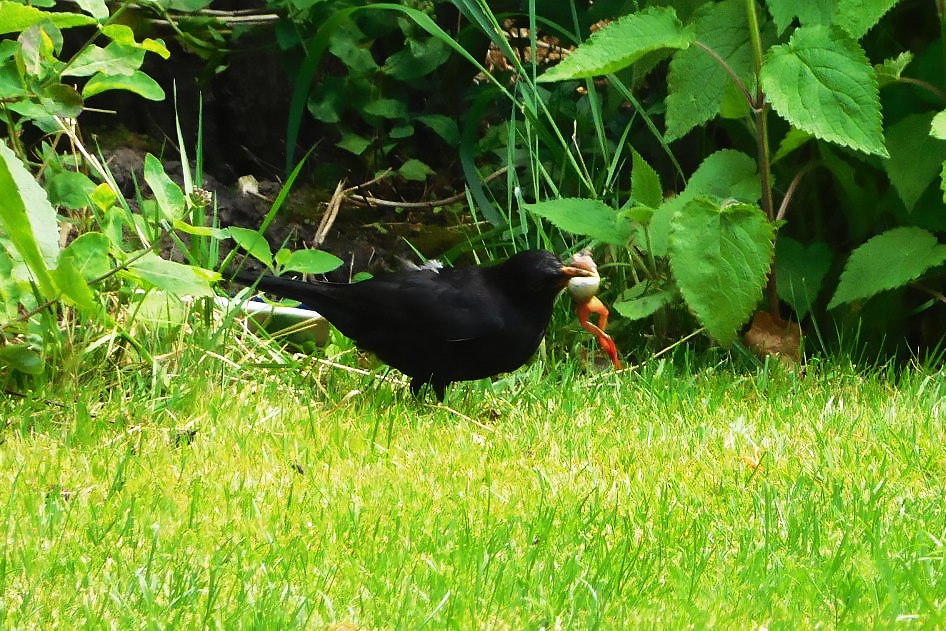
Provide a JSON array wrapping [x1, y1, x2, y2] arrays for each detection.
[[1, 338, 945, 629]]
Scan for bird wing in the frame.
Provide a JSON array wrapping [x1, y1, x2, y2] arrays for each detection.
[[345, 267, 506, 342]]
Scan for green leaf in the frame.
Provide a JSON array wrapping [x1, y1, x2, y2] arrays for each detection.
[[143, 153, 186, 221], [52, 256, 96, 310], [668, 198, 774, 346], [0, 248, 23, 324], [337, 131, 371, 155], [364, 98, 407, 119], [828, 227, 946, 309], [0, 141, 59, 297], [282, 249, 344, 275], [82, 70, 165, 100], [46, 170, 96, 209], [524, 198, 634, 245], [631, 150, 662, 208], [128, 252, 218, 297], [774, 237, 832, 320], [228, 227, 272, 267], [834, 0, 900, 40], [538, 7, 694, 82], [771, 128, 813, 164], [398, 158, 433, 181], [761, 25, 887, 158], [766, 0, 834, 34], [0, 3, 95, 34], [171, 219, 229, 239], [931, 110, 946, 140], [874, 51, 913, 88], [884, 112, 946, 211], [100, 24, 170, 59], [64, 43, 144, 77], [74, 0, 109, 21], [665, 0, 754, 142], [614, 290, 673, 321], [0, 344, 44, 375], [650, 149, 759, 257], [59, 231, 111, 281], [416, 114, 459, 144]]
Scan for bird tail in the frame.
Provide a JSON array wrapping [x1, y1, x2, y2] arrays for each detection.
[[229, 270, 322, 308]]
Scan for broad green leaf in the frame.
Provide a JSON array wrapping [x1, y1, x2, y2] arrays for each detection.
[[614, 290, 673, 321], [650, 149, 759, 256], [766, 0, 834, 34], [46, 170, 96, 209], [524, 198, 634, 245], [74, 0, 109, 21], [65, 43, 144, 77], [0, 3, 95, 34], [89, 183, 116, 212], [761, 25, 887, 158], [538, 7, 693, 82], [835, 0, 900, 40], [665, 0, 754, 142], [128, 252, 218, 297], [282, 249, 344, 275], [828, 227, 946, 309], [669, 198, 774, 346], [82, 70, 165, 100], [0, 344, 44, 375], [364, 98, 407, 119], [774, 237, 832, 320], [631, 150, 662, 208], [143, 153, 186, 221], [37, 82, 83, 118], [0, 142, 59, 297], [228, 227, 272, 267], [100, 24, 170, 59], [771, 128, 813, 164], [52, 256, 96, 310], [134, 291, 186, 328], [337, 131, 371, 155], [399, 158, 433, 181], [59, 231, 111, 281], [383, 36, 449, 80], [417, 115, 459, 144], [0, 248, 22, 323], [884, 112, 946, 211], [931, 110, 946, 141]]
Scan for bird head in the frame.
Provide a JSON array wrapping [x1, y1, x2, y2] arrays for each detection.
[[500, 250, 596, 297]]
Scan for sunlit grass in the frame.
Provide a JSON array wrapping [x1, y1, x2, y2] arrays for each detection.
[[1, 330, 945, 629]]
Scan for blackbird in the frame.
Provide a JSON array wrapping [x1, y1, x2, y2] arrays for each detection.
[[230, 249, 595, 400]]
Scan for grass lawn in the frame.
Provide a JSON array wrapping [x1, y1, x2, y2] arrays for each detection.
[[1, 339, 945, 629]]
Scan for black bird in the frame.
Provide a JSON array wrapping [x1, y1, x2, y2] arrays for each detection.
[[229, 249, 594, 400]]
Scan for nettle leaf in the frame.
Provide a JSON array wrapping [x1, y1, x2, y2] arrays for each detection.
[[83, 70, 164, 100], [835, 0, 900, 40], [282, 249, 344, 275], [669, 198, 774, 346], [128, 252, 218, 297], [143, 153, 186, 221], [828, 227, 946, 309], [650, 149, 759, 257], [538, 7, 694, 82], [774, 237, 833, 320], [931, 110, 946, 140], [875, 51, 913, 88], [761, 25, 887, 158], [228, 227, 272, 267], [665, 0, 754, 142], [524, 198, 634, 245], [631, 149, 662, 208], [766, 0, 833, 34], [399, 158, 433, 181], [884, 112, 946, 211]]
